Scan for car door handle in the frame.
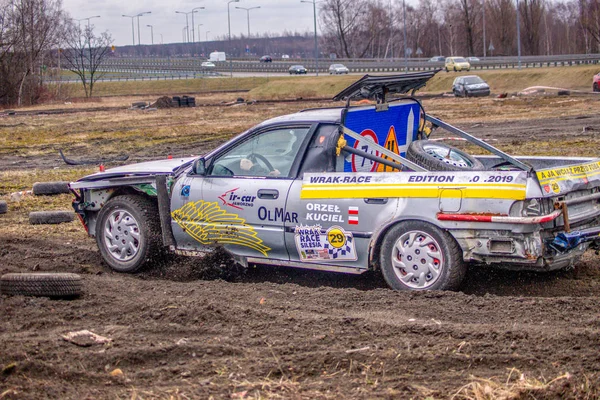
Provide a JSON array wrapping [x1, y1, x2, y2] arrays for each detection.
[[364, 198, 388, 205], [257, 189, 279, 199]]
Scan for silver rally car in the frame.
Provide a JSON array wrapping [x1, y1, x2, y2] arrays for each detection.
[[70, 71, 600, 291]]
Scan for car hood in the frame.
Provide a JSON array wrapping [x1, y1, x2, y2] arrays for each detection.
[[75, 157, 196, 182]]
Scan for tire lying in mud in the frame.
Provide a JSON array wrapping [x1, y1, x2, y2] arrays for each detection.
[[32, 181, 70, 196], [406, 140, 484, 171], [0, 200, 7, 214], [1, 273, 82, 298], [29, 210, 75, 225]]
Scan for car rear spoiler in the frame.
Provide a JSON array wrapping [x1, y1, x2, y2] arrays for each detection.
[[333, 70, 441, 103]]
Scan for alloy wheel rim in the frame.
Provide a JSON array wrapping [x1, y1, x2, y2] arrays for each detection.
[[391, 230, 444, 289], [422, 143, 472, 168], [103, 209, 141, 262]]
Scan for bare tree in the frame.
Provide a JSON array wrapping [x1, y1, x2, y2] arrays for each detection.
[[320, 0, 372, 58], [488, 0, 516, 55], [62, 24, 112, 98], [10, 0, 67, 105], [458, 0, 480, 56], [520, 0, 545, 55]]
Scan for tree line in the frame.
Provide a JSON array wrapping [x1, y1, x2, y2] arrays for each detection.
[[319, 0, 600, 58], [1, 0, 599, 107], [0, 0, 111, 106]]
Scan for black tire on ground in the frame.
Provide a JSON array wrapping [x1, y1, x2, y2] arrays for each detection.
[[0, 200, 6, 214], [406, 140, 484, 171], [1, 273, 82, 298], [380, 221, 466, 291], [29, 210, 75, 225], [32, 181, 70, 196], [95, 195, 162, 273], [131, 101, 147, 108], [594, 83, 599, 92]]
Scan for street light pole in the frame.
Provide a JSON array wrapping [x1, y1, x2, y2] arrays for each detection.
[[191, 7, 204, 43], [482, 0, 486, 57], [235, 6, 260, 37], [403, 0, 407, 71], [301, 0, 319, 76], [122, 15, 136, 46], [136, 11, 151, 45], [147, 24, 154, 45], [228, 0, 240, 77], [75, 15, 101, 30], [206, 31, 211, 41], [198, 24, 203, 42], [516, 0, 521, 68]]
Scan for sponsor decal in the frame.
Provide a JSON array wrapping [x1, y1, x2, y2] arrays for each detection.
[[294, 225, 357, 262], [348, 206, 359, 225], [218, 188, 256, 210], [301, 172, 528, 200], [171, 200, 270, 257], [537, 160, 600, 184], [258, 206, 298, 223], [306, 203, 345, 223]]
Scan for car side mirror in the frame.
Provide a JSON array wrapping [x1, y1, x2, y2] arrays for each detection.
[[193, 158, 206, 175]]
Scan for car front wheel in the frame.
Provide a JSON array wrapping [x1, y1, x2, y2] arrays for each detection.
[[594, 82, 599, 92], [95, 195, 162, 273], [380, 221, 466, 291]]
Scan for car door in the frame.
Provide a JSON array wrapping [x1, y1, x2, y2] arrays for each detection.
[[170, 125, 315, 261]]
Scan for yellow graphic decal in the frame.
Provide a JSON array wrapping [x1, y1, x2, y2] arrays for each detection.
[[172, 200, 271, 257], [301, 183, 526, 200], [537, 160, 600, 184]]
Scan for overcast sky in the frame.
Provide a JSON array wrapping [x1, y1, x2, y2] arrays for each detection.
[[64, 0, 321, 46]]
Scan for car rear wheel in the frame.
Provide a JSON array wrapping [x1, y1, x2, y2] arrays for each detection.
[[406, 140, 484, 171], [380, 221, 466, 291], [594, 83, 599, 92], [95, 195, 162, 273]]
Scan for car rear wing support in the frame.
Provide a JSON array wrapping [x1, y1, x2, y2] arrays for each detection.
[[426, 115, 533, 173]]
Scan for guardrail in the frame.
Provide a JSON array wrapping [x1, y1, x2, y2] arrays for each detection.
[[98, 54, 600, 75]]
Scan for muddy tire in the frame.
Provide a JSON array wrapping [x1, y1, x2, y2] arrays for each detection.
[[95, 195, 162, 273], [0, 200, 6, 214], [406, 140, 484, 171], [1, 273, 82, 298], [29, 210, 75, 225], [32, 181, 70, 196], [380, 221, 466, 291]]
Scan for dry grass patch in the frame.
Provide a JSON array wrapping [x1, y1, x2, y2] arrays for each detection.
[[423, 65, 600, 94]]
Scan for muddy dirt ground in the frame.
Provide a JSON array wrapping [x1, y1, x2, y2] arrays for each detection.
[[2, 95, 600, 399]]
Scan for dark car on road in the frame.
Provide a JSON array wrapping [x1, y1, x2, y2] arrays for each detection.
[[289, 65, 307, 75], [259, 55, 272, 63], [452, 75, 490, 97]]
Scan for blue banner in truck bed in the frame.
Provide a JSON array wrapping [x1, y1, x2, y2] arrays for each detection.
[[343, 101, 421, 172]]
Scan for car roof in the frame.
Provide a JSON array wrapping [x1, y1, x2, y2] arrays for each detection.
[[255, 108, 343, 128]]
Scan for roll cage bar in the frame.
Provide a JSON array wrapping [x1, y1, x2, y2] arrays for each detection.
[[333, 72, 533, 173]]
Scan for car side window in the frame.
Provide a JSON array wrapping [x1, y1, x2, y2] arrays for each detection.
[[208, 127, 311, 178]]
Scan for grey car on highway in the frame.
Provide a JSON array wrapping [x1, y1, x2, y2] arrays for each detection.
[[71, 72, 600, 291]]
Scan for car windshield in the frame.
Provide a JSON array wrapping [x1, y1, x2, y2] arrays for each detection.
[[332, 64, 343, 68], [464, 77, 485, 85], [454, 57, 467, 63], [292, 65, 303, 68]]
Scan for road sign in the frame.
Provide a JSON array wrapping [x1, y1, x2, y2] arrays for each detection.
[[351, 129, 380, 172]]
